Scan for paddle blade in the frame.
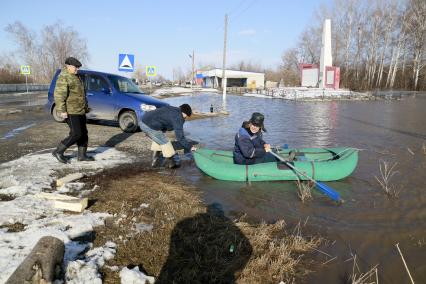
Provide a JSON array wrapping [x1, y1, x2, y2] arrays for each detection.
[[315, 181, 341, 202]]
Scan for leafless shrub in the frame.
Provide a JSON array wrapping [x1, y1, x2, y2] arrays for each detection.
[[4, 21, 89, 83], [348, 254, 379, 284], [295, 180, 313, 202], [238, 220, 322, 283], [374, 160, 400, 197]]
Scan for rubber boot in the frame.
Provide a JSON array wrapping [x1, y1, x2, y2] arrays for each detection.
[[52, 143, 69, 164], [164, 154, 180, 169], [78, 146, 95, 161], [151, 151, 163, 168]]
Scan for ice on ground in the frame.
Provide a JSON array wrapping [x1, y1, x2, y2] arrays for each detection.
[[120, 266, 155, 284], [0, 147, 134, 283], [65, 242, 117, 284], [1, 123, 36, 140], [57, 182, 86, 194], [243, 87, 368, 100], [0, 146, 132, 197]]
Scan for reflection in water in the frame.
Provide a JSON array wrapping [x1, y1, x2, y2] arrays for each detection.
[[165, 93, 426, 283]]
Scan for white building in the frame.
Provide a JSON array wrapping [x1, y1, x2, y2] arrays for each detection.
[[198, 69, 265, 89]]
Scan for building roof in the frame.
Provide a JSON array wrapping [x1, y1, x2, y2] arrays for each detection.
[[199, 68, 264, 78]]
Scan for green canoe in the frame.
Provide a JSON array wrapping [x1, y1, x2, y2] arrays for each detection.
[[193, 147, 358, 182]]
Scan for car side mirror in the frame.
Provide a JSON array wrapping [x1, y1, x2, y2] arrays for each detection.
[[101, 88, 111, 94]]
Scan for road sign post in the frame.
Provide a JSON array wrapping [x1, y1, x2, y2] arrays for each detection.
[[146, 66, 157, 91], [20, 65, 31, 93]]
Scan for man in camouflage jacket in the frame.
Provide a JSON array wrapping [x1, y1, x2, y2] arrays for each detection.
[[52, 57, 94, 163]]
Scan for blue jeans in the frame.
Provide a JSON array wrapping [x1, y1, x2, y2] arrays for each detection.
[[139, 122, 169, 145]]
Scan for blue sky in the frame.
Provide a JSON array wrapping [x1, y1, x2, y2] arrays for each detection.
[[0, 0, 330, 79]]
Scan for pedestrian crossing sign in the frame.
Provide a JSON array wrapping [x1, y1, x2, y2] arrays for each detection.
[[118, 54, 135, 72], [20, 65, 31, 75], [146, 66, 157, 77]]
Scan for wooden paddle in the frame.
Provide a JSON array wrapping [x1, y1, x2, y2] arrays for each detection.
[[270, 150, 342, 202]]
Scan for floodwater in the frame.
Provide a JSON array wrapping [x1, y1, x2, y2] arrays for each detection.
[[165, 93, 426, 283], [0, 92, 47, 108], [0, 92, 48, 139]]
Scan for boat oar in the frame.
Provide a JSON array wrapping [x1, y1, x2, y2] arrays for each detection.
[[269, 150, 342, 203]]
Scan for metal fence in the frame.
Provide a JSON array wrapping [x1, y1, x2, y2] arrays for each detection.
[[0, 84, 49, 93]]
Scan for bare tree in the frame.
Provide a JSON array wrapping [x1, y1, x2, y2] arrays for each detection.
[[405, 0, 426, 90], [280, 48, 301, 86], [5, 21, 89, 83], [230, 60, 263, 72]]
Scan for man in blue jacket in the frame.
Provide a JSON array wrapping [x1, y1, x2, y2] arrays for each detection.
[[233, 112, 275, 165], [139, 104, 197, 168]]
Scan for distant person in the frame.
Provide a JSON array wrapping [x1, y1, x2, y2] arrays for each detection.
[[52, 57, 94, 163], [139, 103, 197, 169], [233, 112, 276, 165]]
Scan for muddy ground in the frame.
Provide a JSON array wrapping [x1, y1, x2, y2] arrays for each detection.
[[0, 106, 151, 164]]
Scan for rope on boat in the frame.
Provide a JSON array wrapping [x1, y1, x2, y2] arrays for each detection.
[[310, 148, 363, 162]]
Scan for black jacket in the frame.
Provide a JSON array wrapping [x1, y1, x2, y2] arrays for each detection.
[[233, 126, 266, 165], [142, 106, 191, 152]]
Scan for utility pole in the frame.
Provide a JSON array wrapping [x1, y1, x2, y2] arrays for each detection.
[[221, 14, 228, 110], [191, 50, 195, 89]]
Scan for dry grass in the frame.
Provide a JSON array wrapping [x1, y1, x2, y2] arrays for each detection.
[[0, 222, 26, 232], [348, 254, 379, 284], [83, 164, 322, 284], [237, 221, 322, 284], [374, 160, 400, 197], [295, 180, 313, 203], [423, 141, 426, 155]]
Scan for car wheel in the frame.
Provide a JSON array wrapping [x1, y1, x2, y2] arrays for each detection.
[[118, 111, 138, 133], [52, 105, 65, 123]]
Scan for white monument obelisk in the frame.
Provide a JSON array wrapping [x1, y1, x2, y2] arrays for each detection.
[[319, 19, 332, 88]]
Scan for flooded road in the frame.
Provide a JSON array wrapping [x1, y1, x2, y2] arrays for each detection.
[[165, 93, 426, 283], [0, 92, 49, 140]]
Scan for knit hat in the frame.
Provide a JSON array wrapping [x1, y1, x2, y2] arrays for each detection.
[[180, 104, 192, 117], [249, 112, 266, 132]]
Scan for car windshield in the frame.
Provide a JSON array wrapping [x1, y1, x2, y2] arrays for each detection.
[[107, 75, 142, 93]]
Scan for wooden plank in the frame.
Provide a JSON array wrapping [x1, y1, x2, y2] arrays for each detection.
[[36, 192, 79, 201], [56, 172, 85, 187], [54, 198, 88, 213], [36, 192, 88, 213]]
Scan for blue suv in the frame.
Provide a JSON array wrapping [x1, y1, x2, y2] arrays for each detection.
[[45, 69, 168, 132]]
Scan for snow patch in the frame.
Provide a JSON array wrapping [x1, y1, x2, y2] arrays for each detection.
[[0, 147, 134, 283], [65, 242, 117, 284], [134, 223, 153, 234], [244, 87, 368, 100], [119, 266, 155, 284]]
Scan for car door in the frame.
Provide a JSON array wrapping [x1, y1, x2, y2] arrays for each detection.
[[85, 74, 116, 120]]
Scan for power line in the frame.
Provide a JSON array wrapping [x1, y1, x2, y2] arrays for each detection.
[[214, 0, 256, 32], [229, 0, 258, 25]]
